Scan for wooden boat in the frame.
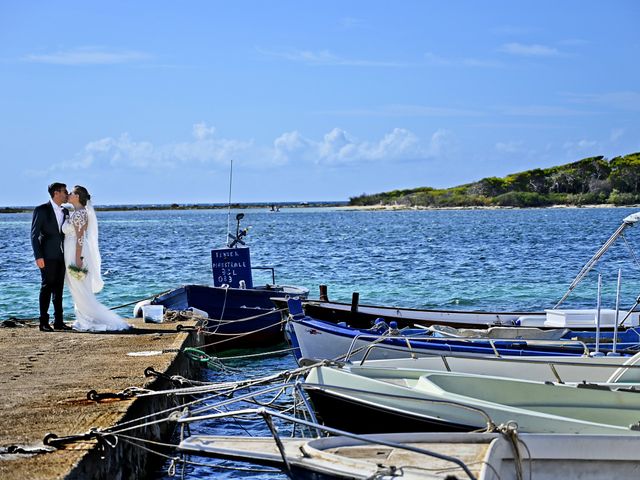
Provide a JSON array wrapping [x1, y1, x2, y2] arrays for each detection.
[[303, 364, 640, 435], [273, 294, 640, 330], [178, 431, 640, 480], [135, 213, 308, 349]]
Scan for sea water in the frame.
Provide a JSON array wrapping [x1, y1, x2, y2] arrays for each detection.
[[3, 206, 640, 478]]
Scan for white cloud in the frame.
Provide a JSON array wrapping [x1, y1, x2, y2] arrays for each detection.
[[256, 47, 411, 67], [562, 138, 600, 159], [37, 124, 450, 176], [273, 127, 451, 165], [51, 123, 251, 172], [23, 47, 152, 65], [192, 122, 216, 140], [428, 129, 454, 157], [499, 43, 560, 57]]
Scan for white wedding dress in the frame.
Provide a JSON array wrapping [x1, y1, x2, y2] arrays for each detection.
[[63, 203, 130, 332]]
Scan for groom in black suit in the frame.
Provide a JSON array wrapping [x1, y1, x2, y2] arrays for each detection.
[[31, 183, 72, 331]]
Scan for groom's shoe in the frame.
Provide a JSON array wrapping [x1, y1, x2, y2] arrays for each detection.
[[39, 324, 54, 332], [53, 322, 72, 331]]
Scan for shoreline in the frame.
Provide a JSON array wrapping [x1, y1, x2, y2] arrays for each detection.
[[1, 202, 638, 214], [335, 203, 640, 211], [0, 201, 347, 214]]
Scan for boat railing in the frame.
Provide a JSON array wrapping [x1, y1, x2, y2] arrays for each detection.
[[345, 333, 591, 363], [356, 348, 640, 384], [251, 266, 276, 285], [178, 405, 483, 480]]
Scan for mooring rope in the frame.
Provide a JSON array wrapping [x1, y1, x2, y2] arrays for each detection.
[[91, 362, 323, 438], [495, 422, 532, 480], [111, 433, 280, 474], [197, 315, 289, 349], [181, 346, 299, 371], [108, 290, 172, 311]]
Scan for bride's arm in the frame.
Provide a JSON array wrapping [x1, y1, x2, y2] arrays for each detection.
[[73, 211, 88, 268]]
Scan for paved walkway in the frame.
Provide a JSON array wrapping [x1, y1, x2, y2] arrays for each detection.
[[0, 318, 200, 479]]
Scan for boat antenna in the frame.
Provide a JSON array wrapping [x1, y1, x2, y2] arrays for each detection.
[[225, 159, 233, 246], [554, 212, 640, 308]]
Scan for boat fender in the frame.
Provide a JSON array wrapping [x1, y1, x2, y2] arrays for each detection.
[[387, 320, 400, 335], [133, 300, 152, 318], [188, 307, 209, 318], [370, 318, 388, 334], [337, 322, 347, 327]]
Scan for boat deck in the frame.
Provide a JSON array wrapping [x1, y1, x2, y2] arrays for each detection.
[[0, 317, 201, 480], [179, 436, 490, 478]]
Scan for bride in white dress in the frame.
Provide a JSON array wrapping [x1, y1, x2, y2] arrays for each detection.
[[63, 186, 130, 332]]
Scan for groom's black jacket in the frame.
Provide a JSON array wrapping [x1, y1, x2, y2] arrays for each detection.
[[31, 202, 69, 261]]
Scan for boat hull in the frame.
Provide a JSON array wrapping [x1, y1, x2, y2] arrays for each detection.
[[304, 365, 640, 435], [304, 385, 473, 434], [274, 298, 640, 330], [286, 316, 587, 363], [153, 284, 308, 349]]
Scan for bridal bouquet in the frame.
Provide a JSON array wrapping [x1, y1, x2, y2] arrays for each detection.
[[68, 264, 88, 280]]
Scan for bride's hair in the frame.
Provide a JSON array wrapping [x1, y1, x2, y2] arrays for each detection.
[[73, 185, 91, 206]]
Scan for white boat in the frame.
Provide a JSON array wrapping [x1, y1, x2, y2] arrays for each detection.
[[344, 351, 640, 384], [286, 314, 625, 363], [178, 431, 640, 479], [303, 364, 640, 435]]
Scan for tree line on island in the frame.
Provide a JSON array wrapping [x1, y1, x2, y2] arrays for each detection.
[[349, 152, 640, 208]]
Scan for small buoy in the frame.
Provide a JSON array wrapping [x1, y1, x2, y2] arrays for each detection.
[[133, 300, 151, 318]]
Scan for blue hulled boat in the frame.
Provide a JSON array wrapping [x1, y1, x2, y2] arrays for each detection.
[[284, 299, 640, 363], [138, 214, 308, 349]]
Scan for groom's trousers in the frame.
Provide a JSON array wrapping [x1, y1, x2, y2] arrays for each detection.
[[39, 259, 65, 326]]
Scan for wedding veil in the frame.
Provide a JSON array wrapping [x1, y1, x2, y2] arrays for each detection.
[[85, 201, 104, 293]]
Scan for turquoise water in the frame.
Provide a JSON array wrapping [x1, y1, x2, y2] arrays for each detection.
[[3, 206, 640, 478]]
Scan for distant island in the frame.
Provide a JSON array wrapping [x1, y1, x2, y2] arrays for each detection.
[[0, 201, 348, 214], [350, 152, 640, 208]]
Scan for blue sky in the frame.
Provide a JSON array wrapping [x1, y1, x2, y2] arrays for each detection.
[[1, 1, 639, 206]]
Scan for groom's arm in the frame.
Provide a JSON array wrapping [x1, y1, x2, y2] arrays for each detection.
[[31, 206, 44, 267]]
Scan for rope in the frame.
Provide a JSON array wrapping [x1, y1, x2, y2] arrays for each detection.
[[108, 290, 172, 311], [496, 422, 530, 480], [197, 314, 289, 349], [216, 346, 299, 361], [199, 307, 288, 327], [163, 310, 208, 323], [113, 433, 281, 474], [97, 363, 320, 437]]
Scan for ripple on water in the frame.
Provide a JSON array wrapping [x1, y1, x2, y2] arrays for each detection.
[[3, 207, 640, 478]]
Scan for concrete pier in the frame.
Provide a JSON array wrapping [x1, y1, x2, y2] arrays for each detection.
[[0, 318, 203, 479]]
